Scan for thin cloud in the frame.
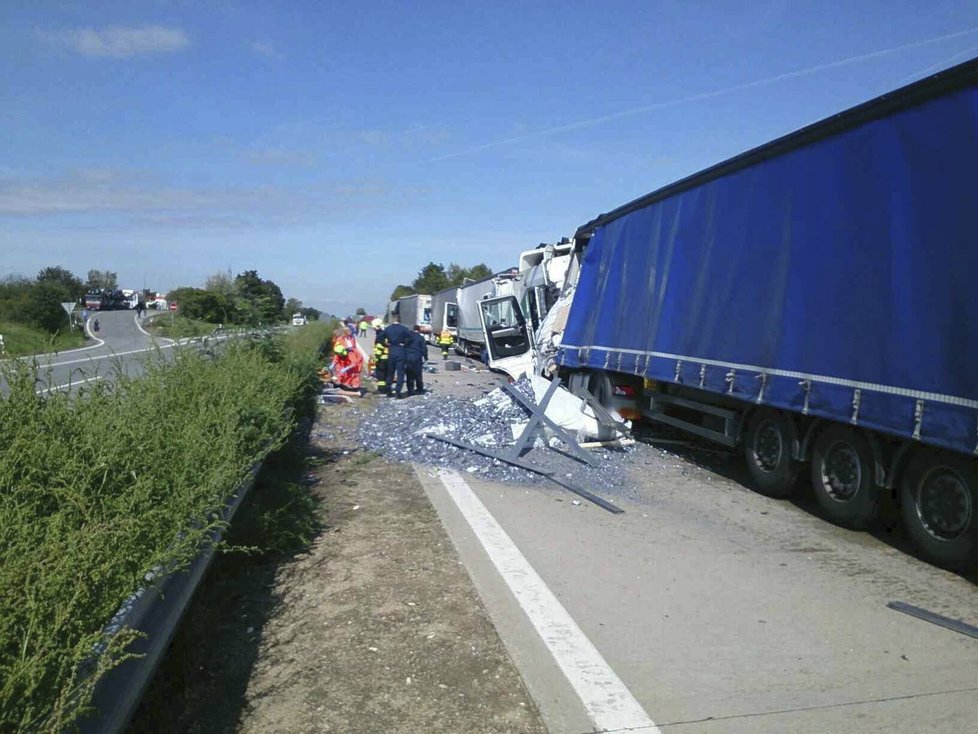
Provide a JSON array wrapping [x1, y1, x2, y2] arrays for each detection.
[[39, 25, 190, 58], [427, 25, 978, 162], [248, 39, 283, 59], [245, 147, 317, 167], [0, 169, 427, 224]]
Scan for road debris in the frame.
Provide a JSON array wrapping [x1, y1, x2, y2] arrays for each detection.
[[359, 376, 641, 504]]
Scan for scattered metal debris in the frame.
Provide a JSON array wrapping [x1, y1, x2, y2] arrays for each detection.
[[424, 432, 624, 514], [887, 601, 978, 640], [358, 377, 638, 501]]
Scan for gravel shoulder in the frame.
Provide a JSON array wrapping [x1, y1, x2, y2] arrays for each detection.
[[129, 381, 545, 733]]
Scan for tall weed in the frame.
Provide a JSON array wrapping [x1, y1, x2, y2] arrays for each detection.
[[0, 326, 330, 731]]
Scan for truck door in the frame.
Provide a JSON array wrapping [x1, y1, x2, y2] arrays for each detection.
[[445, 303, 459, 331], [478, 295, 534, 378]]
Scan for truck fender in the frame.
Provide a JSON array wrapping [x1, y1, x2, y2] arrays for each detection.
[[799, 419, 823, 461], [884, 441, 915, 490]]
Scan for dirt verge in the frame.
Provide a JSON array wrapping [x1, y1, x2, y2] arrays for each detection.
[[129, 394, 546, 733]]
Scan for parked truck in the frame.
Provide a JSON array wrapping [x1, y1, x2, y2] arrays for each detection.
[[481, 59, 978, 569], [429, 286, 460, 346], [393, 294, 433, 334]]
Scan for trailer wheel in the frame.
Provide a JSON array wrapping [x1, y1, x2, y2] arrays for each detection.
[[900, 450, 978, 570], [810, 426, 878, 528], [744, 410, 798, 497]]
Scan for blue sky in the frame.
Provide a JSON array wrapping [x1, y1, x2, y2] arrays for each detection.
[[2, 1, 977, 316]]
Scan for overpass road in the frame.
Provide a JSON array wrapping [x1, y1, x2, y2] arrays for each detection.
[[1, 309, 174, 396]]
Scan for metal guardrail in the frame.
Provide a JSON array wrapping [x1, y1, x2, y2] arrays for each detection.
[[74, 463, 263, 734]]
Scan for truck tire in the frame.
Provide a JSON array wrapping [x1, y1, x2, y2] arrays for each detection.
[[743, 409, 799, 498], [810, 425, 879, 528], [900, 449, 978, 570]]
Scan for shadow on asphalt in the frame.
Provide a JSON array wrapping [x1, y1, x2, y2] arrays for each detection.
[[127, 435, 339, 733], [631, 422, 978, 588]]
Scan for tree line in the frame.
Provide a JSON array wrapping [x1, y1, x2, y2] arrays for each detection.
[[0, 267, 117, 334], [0, 265, 319, 336], [167, 270, 320, 326], [389, 261, 494, 301]]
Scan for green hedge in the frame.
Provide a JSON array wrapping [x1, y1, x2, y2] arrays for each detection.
[[0, 324, 330, 731]]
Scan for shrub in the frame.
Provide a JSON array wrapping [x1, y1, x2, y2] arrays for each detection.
[[0, 329, 329, 731]]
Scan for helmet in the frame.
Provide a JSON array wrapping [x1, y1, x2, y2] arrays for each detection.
[[371, 318, 383, 328], [333, 343, 347, 355]]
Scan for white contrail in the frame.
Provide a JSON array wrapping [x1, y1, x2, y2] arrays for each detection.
[[897, 42, 978, 83], [426, 26, 978, 163]]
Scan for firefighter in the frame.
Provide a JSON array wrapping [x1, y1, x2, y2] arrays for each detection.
[[436, 328, 453, 359], [382, 314, 413, 398], [405, 328, 427, 396], [372, 319, 389, 394]]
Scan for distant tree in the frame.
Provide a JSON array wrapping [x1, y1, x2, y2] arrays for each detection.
[[166, 286, 236, 324], [22, 281, 74, 332], [445, 263, 465, 285], [37, 266, 85, 300], [85, 269, 118, 291], [355, 306, 367, 316], [411, 262, 450, 295], [300, 306, 321, 321], [284, 297, 303, 316], [204, 271, 236, 298], [389, 284, 415, 301], [234, 270, 285, 324], [464, 263, 493, 281]]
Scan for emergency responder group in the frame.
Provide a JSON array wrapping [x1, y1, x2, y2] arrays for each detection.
[[328, 314, 443, 397], [370, 315, 428, 397]]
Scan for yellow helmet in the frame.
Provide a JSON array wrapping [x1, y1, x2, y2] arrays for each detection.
[[333, 343, 347, 355], [371, 318, 383, 328]]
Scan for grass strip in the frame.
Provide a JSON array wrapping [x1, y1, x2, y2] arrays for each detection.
[[0, 322, 332, 732], [0, 321, 87, 358]]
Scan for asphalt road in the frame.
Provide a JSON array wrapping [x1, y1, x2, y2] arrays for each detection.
[[407, 354, 978, 734], [0, 309, 174, 396]]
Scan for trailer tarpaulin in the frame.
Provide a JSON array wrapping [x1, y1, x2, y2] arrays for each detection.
[[558, 85, 978, 455]]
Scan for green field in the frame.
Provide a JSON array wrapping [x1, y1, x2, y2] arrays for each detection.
[[0, 321, 87, 357], [0, 322, 332, 732]]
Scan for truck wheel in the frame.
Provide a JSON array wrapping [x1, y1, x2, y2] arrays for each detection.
[[743, 410, 798, 498], [900, 450, 978, 570], [810, 426, 879, 528]]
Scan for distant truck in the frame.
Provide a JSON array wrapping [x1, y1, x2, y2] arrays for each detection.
[[291, 313, 307, 326], [429, 286, 459, 346], [393, 294, 433, 334], [481, 60, 978, 569], [84, 288, 131, 311]]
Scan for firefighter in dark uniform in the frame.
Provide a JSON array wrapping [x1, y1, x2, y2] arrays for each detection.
[[382, 316, 413, 398], [405, 329, 427, 395], [371, 319, 389, 394]]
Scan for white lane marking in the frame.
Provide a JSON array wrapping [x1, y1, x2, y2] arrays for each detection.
[[35, 375, 105, 395], [435, 468, 660, 734], [134, 312, 173, 344], [37, 342, 176, 369]]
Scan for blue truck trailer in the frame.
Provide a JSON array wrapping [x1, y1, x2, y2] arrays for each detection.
[[553, 59, 978, 568]]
